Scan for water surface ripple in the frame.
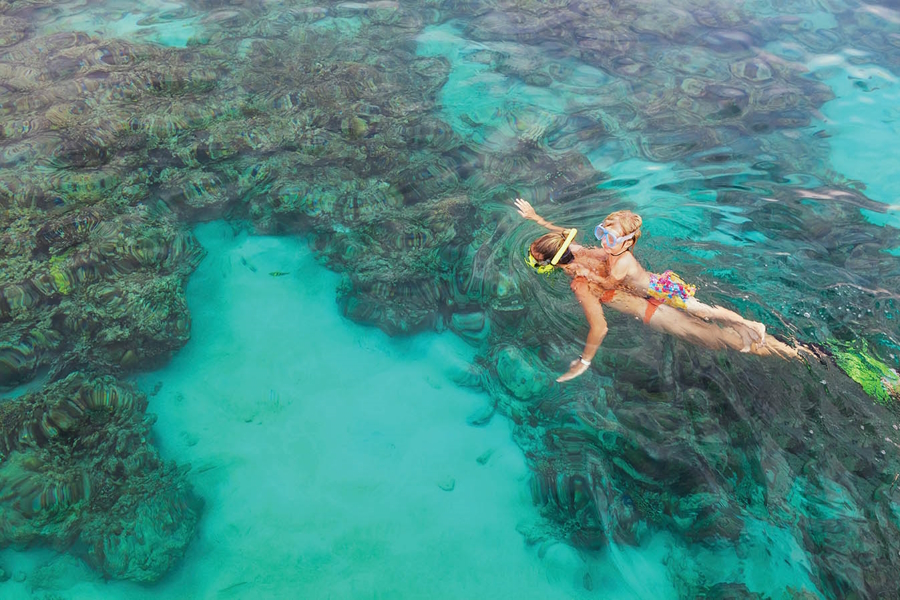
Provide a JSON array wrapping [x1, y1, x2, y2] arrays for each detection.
[[1, 0, 899, 598]]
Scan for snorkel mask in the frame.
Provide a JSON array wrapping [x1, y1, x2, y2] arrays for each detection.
[[526, 228, 577, 273], [594, 224, 636, 248]]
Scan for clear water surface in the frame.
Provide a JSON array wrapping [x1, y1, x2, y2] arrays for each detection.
[[1, 1, 899, 599]]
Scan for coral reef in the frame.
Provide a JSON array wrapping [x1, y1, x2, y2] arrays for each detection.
[[0, 203, 202, 386], [0, 373, 202, 582], [0, 0, 899, 595]]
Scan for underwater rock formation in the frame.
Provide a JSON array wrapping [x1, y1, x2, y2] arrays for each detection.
[[0, 204, 202, 387], [0, 373, 202, 582], [0, 0, 898, 595]]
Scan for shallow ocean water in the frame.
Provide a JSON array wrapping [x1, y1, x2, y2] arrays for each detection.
[[0, 223, 614, 599], [1, 0, 900, 599], [0, 225, 818, 599]]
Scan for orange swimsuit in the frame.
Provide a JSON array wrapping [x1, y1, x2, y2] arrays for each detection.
[[598, 289, 664, 324]]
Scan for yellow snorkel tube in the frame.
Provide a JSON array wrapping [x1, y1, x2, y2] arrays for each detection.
[[527, 228, 577, 273]]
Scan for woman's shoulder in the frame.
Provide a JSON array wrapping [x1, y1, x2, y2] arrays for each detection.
[[579, 245, 606, 258], [576, 247, 609, 266]]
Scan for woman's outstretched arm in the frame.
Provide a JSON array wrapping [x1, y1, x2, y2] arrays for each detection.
[[558, 277, 608, 382], [515, 198, 568, 233]]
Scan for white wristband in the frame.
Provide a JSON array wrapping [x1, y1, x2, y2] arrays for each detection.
[[579, 356, 591, 366]]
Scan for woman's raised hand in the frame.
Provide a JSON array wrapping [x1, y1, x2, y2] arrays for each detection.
[[514, 198, 538, 221]]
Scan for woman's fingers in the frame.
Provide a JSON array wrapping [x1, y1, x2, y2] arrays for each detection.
[[514, 198, 534, 219], [556, 360, 589, 382]]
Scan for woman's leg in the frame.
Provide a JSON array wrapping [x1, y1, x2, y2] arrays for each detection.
[[606, 293, 798, 359], [650, 303, 799, 359], [683, 298, 767, 351]]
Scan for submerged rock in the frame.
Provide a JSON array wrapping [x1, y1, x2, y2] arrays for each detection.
[[0, 373, 202, 582], [494, 345, 550, 400], [450, 311, 490, 343]]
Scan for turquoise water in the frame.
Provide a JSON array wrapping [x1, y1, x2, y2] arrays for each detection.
[[1, 1, 900, 598]]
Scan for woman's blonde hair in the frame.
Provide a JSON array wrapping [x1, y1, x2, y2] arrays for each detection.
[[603, 210, 642, 249]]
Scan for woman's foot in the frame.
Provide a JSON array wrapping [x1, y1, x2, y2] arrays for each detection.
[[735, 320, 766, 352], [749, 320, 766, 348]]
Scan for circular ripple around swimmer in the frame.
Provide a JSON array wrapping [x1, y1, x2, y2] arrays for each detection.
[[485, 218, 585, 340], [638, 129, 717, 162]]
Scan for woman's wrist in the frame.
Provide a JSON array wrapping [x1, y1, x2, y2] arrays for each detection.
[[579, 355, 591, 366]]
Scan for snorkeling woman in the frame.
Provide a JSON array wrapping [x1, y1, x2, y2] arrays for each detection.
[[525, 227, 800, 382]]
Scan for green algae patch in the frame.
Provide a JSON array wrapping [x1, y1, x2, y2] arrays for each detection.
[[48, 255, 72, 295], [828, 340, 900, 405]]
